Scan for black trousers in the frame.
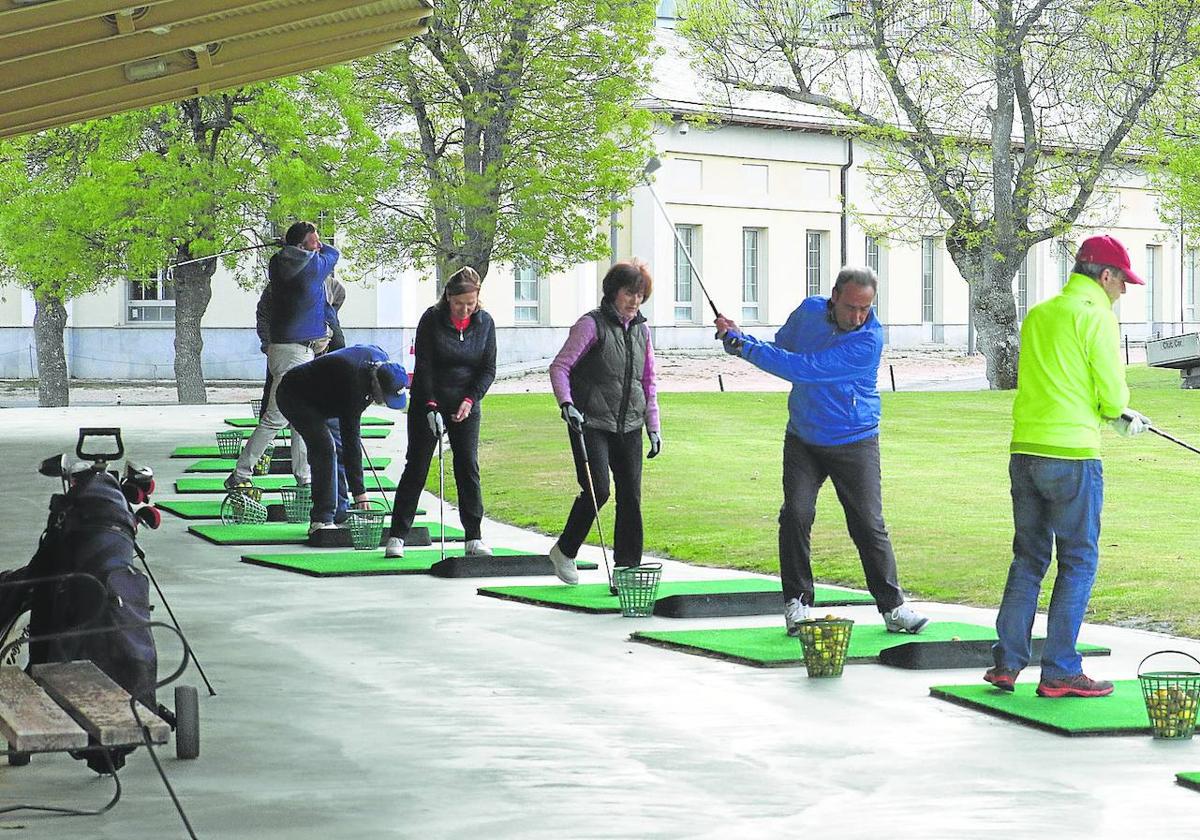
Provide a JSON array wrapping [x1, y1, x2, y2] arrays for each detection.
[[276, 388, 340, 525], [389, 406, 483, 541], [558, 427, 643, 567], [779, 433, 903, 612]]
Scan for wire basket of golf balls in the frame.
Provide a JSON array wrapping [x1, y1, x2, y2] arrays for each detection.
[[1139, 650, 1200, 740], [613, 563, 662, 617], [348, 502, 389, 551], [250, 398, 262, 418], [794, 617, 855, 678], [220, 487, 267, 525], [251, 443, 275, 476], [278, 484, 312, 524], [215, 430, 243, 458]]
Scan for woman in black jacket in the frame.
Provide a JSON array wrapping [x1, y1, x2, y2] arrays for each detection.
[[386, 267, 497, 558]]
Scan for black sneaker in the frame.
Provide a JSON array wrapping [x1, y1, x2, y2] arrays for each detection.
[[1036, 674, 1114, 698]]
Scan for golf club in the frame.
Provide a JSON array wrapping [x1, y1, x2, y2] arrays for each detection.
[[573, 425, 616, 596], [436, 421, 446, 565], [170, 241, 278, 269], [1126, 413, 1200, 456], [643, 156, 723, 319]]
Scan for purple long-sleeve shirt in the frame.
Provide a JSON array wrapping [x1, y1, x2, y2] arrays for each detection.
[[549, 311, 660, 433]]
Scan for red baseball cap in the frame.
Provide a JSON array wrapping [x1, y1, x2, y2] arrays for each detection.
[[1075, 235, 1145, 285]]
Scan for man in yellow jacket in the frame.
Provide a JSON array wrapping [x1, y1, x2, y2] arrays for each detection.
[[985, 235, 1150, 698]]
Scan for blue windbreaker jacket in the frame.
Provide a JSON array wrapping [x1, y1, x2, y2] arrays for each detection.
[[736, 296, 882, 446]]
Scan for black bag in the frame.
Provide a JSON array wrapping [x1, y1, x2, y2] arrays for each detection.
[[26, 468, 158, 709]]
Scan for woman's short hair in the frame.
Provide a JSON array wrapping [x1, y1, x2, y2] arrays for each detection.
[[284, 221, 317, 246], [440, 266, 483, 304], [602, 259, 654, 303]]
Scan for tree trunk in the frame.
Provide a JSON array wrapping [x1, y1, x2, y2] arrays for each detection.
[[173, 258, 215, 404], [32, 293, 69, 407], [971, 261, 1021, 390]]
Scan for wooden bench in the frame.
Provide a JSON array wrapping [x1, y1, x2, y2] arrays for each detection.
[[0, 661, 171, 817]]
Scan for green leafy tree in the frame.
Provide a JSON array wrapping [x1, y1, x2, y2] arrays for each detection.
[[0, 127, 131, 406], [94, 68, 387, 403], [680, 0, 1200, 388], [354, 0, 657, 283]]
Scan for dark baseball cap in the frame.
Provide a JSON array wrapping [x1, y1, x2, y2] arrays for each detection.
[[1076, 235, 1145, 285], [376, 362, 408, 410]]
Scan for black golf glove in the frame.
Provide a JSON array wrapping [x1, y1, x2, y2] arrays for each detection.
[[722, 331, 745, 356], [647, 430, 662, 459], [560, 403, 584, 433]]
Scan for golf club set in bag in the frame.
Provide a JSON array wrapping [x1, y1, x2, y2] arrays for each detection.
[[0, 428, 207, 782]]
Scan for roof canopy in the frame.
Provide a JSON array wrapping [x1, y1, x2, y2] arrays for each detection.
[[0, 0, 432, 139]]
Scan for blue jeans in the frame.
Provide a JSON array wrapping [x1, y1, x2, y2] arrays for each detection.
[[993, 454, 1103, 679]]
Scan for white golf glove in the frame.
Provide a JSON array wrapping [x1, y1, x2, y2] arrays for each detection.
[[1111, 409, 1151, 437]]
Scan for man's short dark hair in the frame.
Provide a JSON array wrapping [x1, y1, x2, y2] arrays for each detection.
[[284, 221, 317, 246], [1072, 260, 1120, 281], [832, 266, 878, 294]]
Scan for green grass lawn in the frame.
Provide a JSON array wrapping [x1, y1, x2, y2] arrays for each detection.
[[428, 365, 1200, 637]]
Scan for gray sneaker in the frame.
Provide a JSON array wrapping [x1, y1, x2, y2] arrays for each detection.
[[784, 598, 810, 636], [465, 539, 493, 557], [883, 603, 929, 634], [223, 471, 250, 490], [384, 537, 404, 558], [547, 543, 578, 585]]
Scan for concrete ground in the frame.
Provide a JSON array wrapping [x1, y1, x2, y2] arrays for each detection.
[[1, 403, 1198, 839]]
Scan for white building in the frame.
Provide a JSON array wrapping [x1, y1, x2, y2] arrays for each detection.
[[0, 17, 1195, 380]]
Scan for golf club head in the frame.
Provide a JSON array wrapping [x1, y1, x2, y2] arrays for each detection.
[[38, 453, 67, 478]]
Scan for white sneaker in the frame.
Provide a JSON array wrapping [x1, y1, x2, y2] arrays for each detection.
[[883, 603, 929, 634], [308, 522, 338, 536], [384, 537, 404, 558], [547, 543, 578, 585], [465, 539, 493, 556], [784, 598, 810, 636]]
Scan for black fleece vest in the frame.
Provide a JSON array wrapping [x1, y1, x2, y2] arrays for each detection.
[[568, 302, 648, 434]]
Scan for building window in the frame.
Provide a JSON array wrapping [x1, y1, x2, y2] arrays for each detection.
[[742, 228, 763, 322], [514, 265, 539, 323], [674, 224, 698, 323], [806, 231, 824, 297], [127, 270, 175, 323], [1186, 248, 1198, 323], [742, 164, 769, 194], [1146, 244, 1160, 324], [1016, 255, 1029, 321], [865, 235, 884, 312], [921, 237, 936, 322], [1059, 241, 1074, 288]]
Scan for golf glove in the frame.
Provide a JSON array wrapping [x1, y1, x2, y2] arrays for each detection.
[[722, 331, 745, 356], [427, 410, 445, 436], [1112, 409, 1150, 437], [560, 403, 584, 433], [647, 430, 662, 459]]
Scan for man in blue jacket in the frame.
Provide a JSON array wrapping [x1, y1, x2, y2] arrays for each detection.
[[716, 266, 928, 636], [226, 221, 339, 490]]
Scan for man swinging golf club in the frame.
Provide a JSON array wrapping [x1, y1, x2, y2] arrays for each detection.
[[985, 235, 1150, 698], [546, 259, 662, 585], [716, 266, 929, 636]]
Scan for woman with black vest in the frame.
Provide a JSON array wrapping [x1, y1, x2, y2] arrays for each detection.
[[546, 259, 662, 584], [385, 267, 497, 558]]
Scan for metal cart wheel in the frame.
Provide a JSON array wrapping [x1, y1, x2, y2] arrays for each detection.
[[174, 685, 199, 760]]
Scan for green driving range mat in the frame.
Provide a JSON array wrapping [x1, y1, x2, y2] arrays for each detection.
[[630, 622, 1109, 668], [184, 456, 392, 472], [1176, 773, 1200, 792], [227, 426, 392, 440], [224, 415, 395, 427], [157, 496, 412, 520], [476, 579, 873, 615], [189, 521, 464, 546], [175, 475, 398, 493], [240, 547, 597, 577], [930, 681, 1151, 736]]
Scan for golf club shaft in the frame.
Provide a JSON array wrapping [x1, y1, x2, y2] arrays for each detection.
[[359, 438, 388, 498], [1149, 425, 1200, 456], [437, 429, 445, 564], [645, 182, 722, 319], [574, 426, 614, 592], [172, 242, 275, 268]]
